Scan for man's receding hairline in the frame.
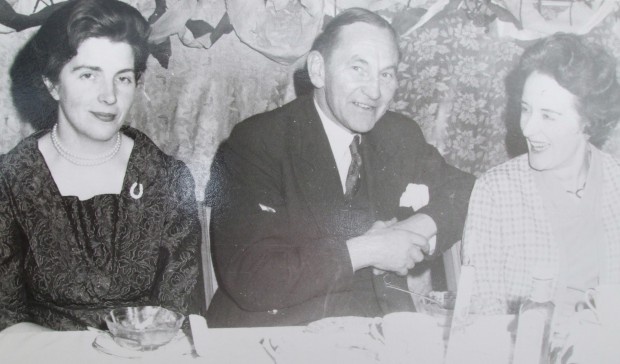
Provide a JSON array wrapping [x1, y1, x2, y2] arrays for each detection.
[[322, 22, 399, 63]]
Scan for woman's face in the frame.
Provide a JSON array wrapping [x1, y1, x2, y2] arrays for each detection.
[[46, 37, 136, 142], [520, 71, 588, 172]]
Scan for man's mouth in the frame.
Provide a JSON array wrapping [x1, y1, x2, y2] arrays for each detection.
[[91, 111, 117, 122], [353, 102, 376, 110]]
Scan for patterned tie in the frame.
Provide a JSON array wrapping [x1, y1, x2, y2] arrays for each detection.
[[344, 135, 362, 201]]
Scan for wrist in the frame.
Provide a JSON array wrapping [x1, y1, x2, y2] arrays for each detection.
[[346, 236, 374, 272]]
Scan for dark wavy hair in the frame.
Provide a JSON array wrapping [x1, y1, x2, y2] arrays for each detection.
[[310, 7, 400, 63], [510, 33, 620, 147], [10, 0, 150, 130]]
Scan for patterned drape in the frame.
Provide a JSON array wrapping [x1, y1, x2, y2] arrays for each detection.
[[1, 4, 619, 199], [392, 8, 620, 176], [126, 34, 293, 201]]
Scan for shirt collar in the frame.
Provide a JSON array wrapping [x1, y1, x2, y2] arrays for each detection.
[[314, 98, 357, 156]]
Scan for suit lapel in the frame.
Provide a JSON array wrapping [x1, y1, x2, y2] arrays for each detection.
[[289, 97, 344, 223], [288, 101, 409, 228], [362, 122, 402, 221]]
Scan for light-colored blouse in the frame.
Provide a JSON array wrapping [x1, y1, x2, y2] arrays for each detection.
[[463, 147, 620, 326]]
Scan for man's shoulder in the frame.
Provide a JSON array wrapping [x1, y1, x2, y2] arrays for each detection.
[[379, 110, 418, 125], [229, 97, 316, 151], [230, 96, 312, 140], [369, 111, 426, 145], [377, 111, 423, 133]]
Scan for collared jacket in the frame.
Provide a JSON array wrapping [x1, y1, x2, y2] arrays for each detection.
[[206, 95, 474, 327]]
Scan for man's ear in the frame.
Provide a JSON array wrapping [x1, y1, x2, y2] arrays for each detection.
[[307, 50, 325, 89], [42, 77, 59, 101]]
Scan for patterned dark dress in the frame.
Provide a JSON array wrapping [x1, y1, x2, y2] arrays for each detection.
[[0, 126, 203, 331]]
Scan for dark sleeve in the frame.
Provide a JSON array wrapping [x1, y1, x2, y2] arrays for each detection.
[[154, 161, 205, 316], [396, 119, 475, 256], [0, 172, 29, 331], [206, 124, 355, 312]]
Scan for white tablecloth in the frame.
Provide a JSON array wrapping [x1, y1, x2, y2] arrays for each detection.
[[7, 313, 609, 364], [0, 324, 304, 364]]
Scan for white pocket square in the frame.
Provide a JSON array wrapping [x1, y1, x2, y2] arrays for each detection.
[[259, 203, 276, 213], [399, 183, 430, 212]]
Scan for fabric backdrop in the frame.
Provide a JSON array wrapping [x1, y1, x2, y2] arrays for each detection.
[[1, 5, 619, 200]]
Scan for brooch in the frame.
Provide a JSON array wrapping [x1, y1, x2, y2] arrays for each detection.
[[130, 182, 144, 199]]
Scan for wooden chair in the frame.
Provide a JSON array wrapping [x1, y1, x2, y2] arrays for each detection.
[[198, 204, 218, 309], [442, 240, 463, 292], [199, 205, 463, 304]]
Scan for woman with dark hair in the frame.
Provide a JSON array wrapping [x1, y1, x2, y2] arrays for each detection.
[[0, 0, 203, 332], [464, 32, 620, 338]]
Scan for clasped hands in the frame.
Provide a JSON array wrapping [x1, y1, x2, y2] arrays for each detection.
[[347, 214, 437, 276]]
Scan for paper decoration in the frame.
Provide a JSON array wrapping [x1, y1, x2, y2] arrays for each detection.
[[225, 0, 325, 65]]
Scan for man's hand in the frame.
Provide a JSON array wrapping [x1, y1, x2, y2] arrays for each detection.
[[347, 220, 428, 276], [390, 213, 437, 254]]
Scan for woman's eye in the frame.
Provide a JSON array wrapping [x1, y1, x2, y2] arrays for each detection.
[[381, 72, 394, 79], [352, 65, 362, 72], [80, 73, 94, 80], [542, 113, 555, 121], [118, 75, 135, 84]]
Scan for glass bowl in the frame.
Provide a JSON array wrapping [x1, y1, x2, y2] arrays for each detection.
[[104, 306, 185, 351], [412, 291, 456, 339]]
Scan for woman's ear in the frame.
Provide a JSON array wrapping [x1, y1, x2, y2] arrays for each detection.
[[307, 50, 325, 89], [42, 77, 59, 101]]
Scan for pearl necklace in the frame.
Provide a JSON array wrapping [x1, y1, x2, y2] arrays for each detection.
[[51, 124, 122, 166]]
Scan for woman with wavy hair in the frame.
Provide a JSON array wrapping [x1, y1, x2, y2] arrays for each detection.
[[1, 0, 203, 332], [464, 33, 620, 334]]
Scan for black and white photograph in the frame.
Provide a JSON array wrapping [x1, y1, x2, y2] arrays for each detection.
[[1, 0, 619, 363]]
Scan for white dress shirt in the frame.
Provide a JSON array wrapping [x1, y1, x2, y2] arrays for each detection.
[[314, 99, 357, 194], [314, 99, 437, 254]]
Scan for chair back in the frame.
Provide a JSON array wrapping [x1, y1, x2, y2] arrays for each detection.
[[198, 204, 218, 308], [443, 240, 463, 292]]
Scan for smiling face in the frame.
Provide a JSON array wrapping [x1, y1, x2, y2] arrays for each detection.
[[520, 71, 588, 172], [46, 37, 137, 142], [309, 22, 399, 133]]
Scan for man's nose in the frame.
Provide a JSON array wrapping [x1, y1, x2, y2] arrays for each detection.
[[362, 75, 381, 100], [98, 79, 117, 105]]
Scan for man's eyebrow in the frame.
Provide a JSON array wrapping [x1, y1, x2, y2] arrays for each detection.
[[349, 55, 369, 65], [349, 56, 397, 71]]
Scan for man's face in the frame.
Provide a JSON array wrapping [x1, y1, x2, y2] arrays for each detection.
[[311, 22, 399, 133]]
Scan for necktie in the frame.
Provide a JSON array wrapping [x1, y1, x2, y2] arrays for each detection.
[[345, 135, 362, 201]]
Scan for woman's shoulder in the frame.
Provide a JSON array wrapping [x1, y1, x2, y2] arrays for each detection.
[[598, 148, 620, 171], [123, 126, 194, 186], [476, 154, 530, 187], [597, 148, 620, 188], [124, 127, 186, 168], [0, 130, 48, 178]]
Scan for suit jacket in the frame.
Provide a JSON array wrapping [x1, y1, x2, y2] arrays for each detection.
[[205, 95, 474, 327]]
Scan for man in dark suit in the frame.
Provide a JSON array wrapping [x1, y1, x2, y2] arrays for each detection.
[[205, 8, 474, 327]]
